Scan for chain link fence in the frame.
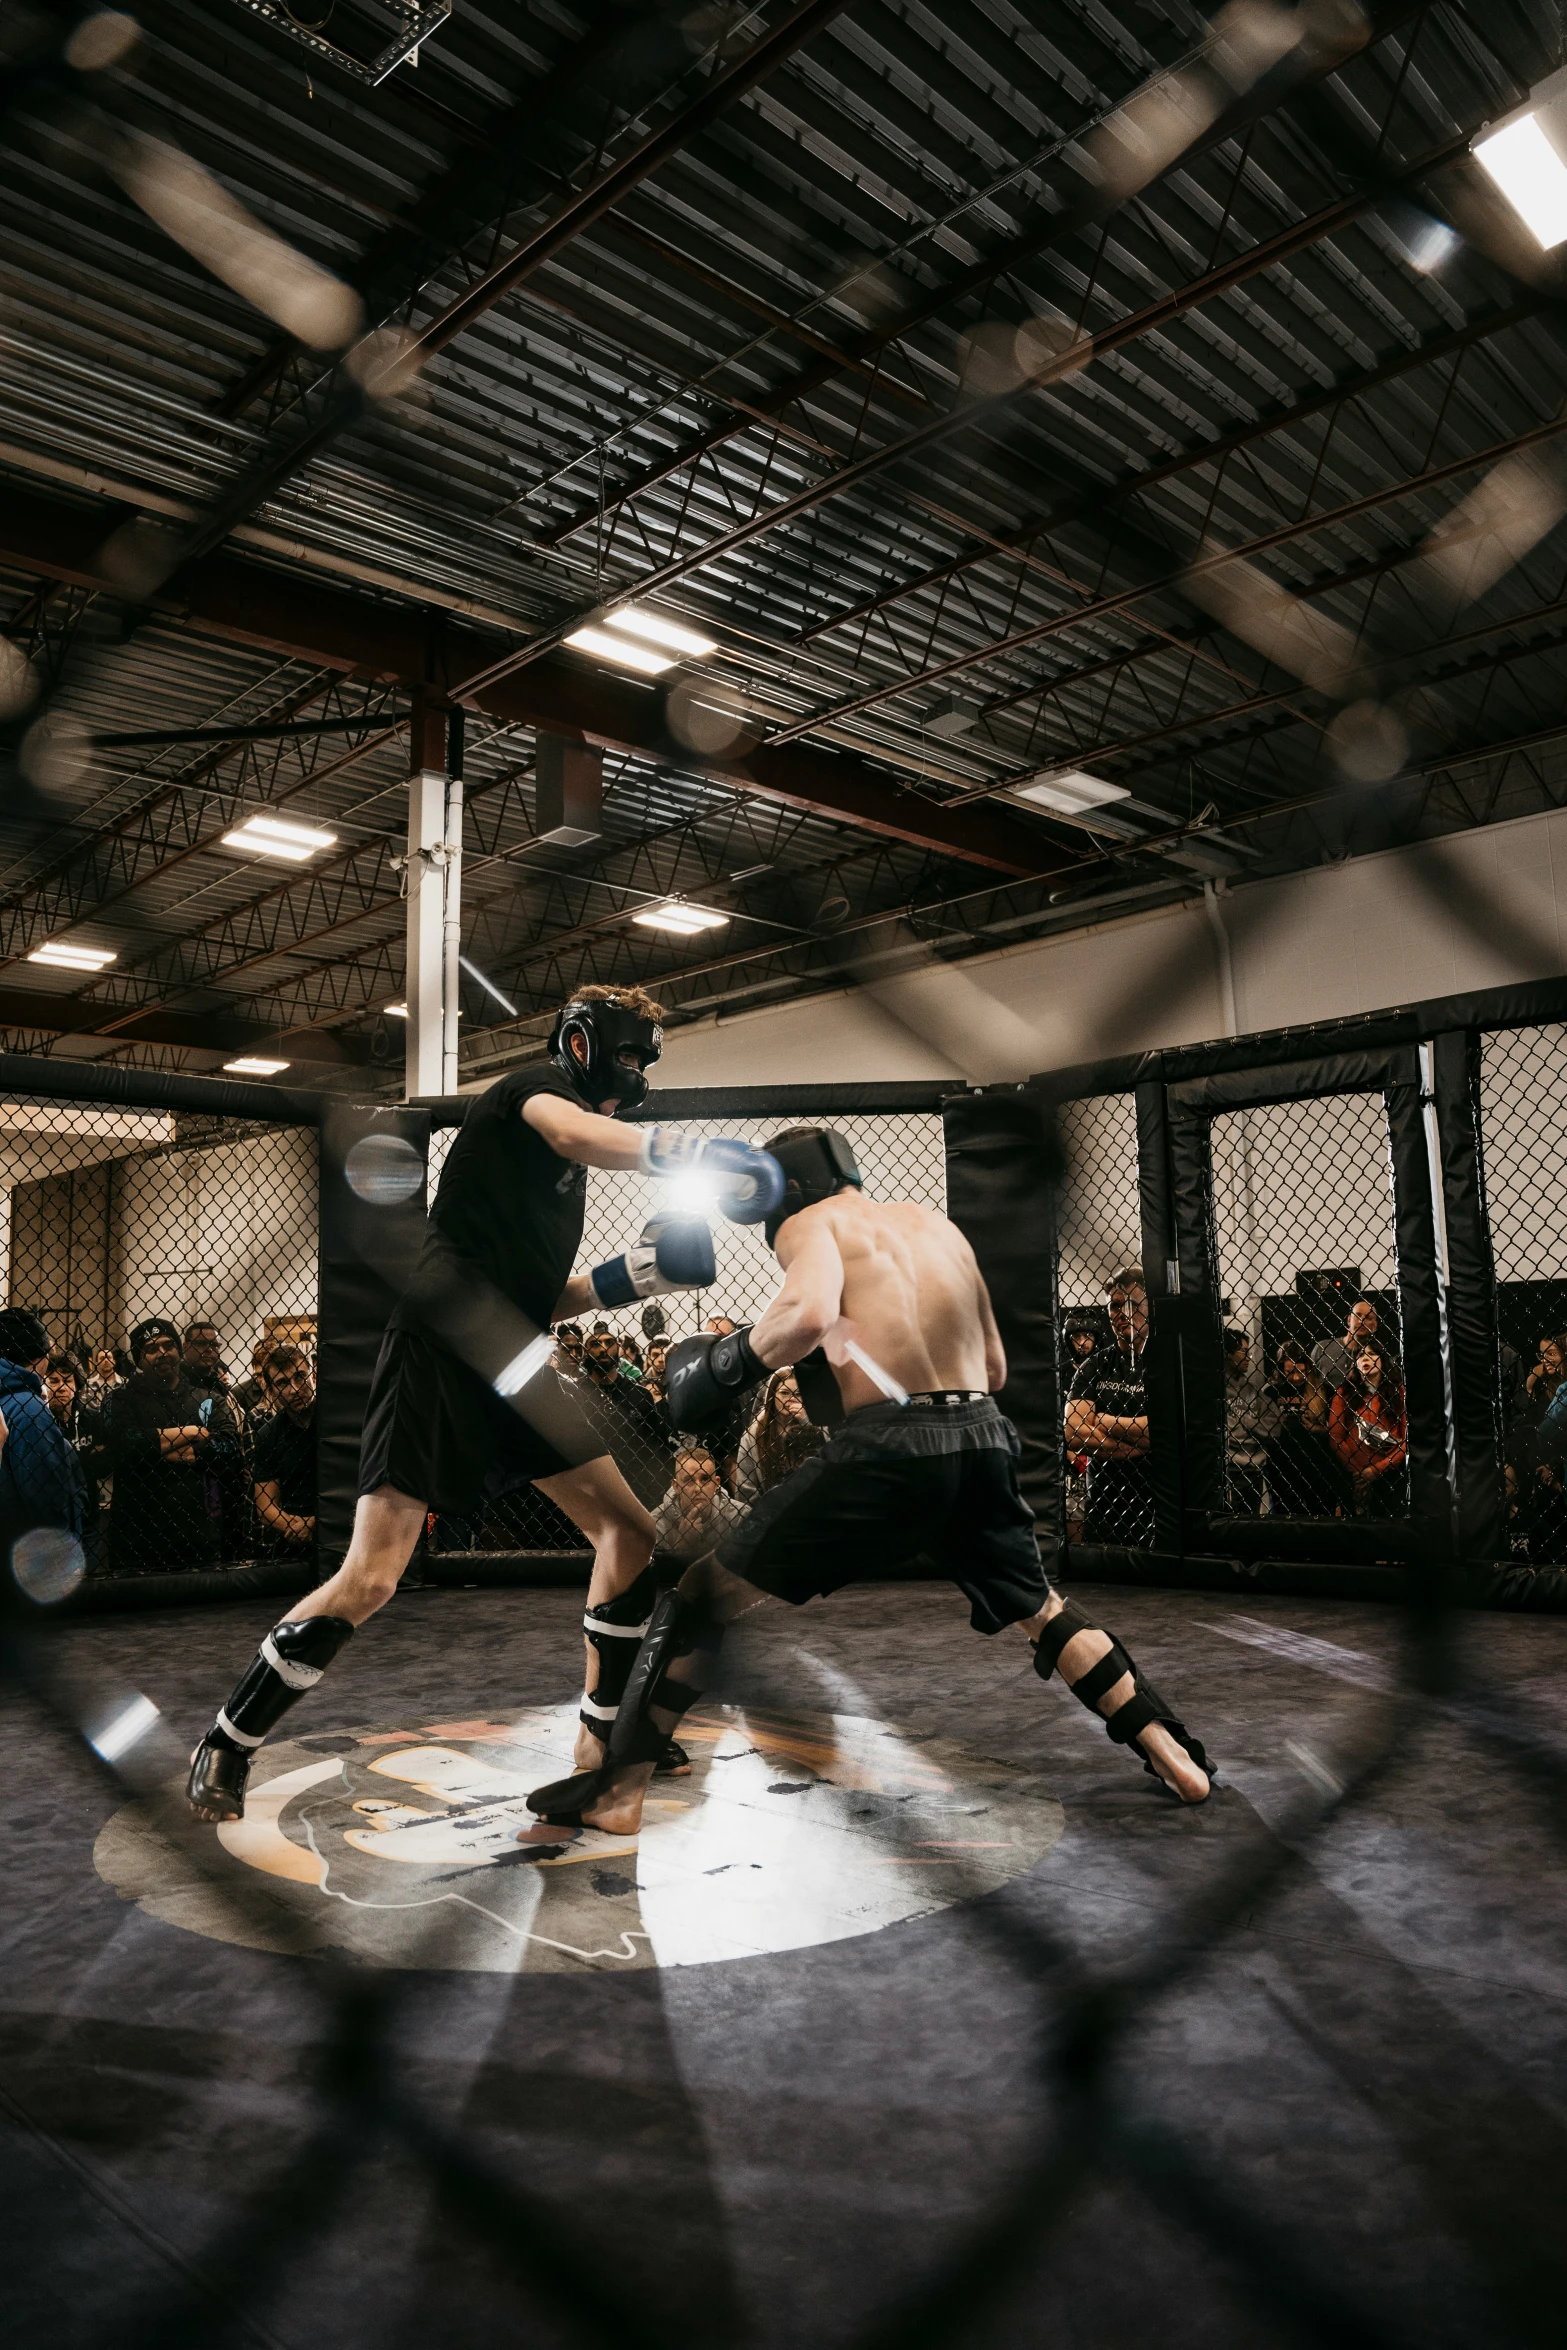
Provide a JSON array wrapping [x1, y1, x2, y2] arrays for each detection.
[[427, 1111, 947, 1562], [0, 1092, 317, 1583], [1478, 1022, 1567, 1566], [1054, 1092, 1149, 1551], [1211, 1092, 1407, 1530]]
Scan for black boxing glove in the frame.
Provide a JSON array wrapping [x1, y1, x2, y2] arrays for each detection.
[[665, 1326, 767, 1432]]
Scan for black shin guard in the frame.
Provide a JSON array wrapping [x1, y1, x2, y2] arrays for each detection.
[[580, 1566, 657, 1742], [530, 1588, 722, 1822], [188, 1617, 355, 1821], [1033, 1603, 1213, 1787], [217, 1616, 357, 1749]]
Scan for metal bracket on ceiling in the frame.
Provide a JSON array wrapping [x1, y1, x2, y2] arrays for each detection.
[[225, 0, 452, 88]]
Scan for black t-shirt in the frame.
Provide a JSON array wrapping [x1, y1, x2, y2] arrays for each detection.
[[1067, 1344, 1153, 1538], [253, 1406, 317, 1518], [393, 1065, 589, 1332]]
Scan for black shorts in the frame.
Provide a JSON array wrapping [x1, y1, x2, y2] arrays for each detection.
[[716, 1394, 1051, 1634], [358, 1327, 607, 1516]]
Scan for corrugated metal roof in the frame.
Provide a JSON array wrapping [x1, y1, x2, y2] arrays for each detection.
[[2, 0, 1564, 1080]]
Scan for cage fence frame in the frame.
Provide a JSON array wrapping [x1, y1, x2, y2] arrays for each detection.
[[0, 966, 1565, 1612]]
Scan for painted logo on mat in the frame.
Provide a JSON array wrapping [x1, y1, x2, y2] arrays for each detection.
[[95, 1702, 1065, 1973]]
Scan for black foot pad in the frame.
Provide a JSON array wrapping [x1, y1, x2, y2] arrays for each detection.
[[658, 1739, 691, 1777], [528, 1765, 617, 1825], [187, 1734, 251, 1822]]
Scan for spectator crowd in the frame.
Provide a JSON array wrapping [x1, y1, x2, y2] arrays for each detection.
[[1061, 1266, 1567, 1563], [0, 1311, 317, 1577], [0, 1297, 824, 1581], [11, 1275, 1565, 1579]]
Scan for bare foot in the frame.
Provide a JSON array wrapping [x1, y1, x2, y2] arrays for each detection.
[[573, 1725, 606, 1771], [1136, 1720, 1210, 1803]]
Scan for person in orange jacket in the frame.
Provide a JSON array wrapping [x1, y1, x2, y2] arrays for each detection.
[[1328, 1340, 1407, 1518]]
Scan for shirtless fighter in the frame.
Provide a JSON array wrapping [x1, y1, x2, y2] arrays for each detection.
[[185, 985, 784, 1823], [526, 1125, 1212, 1834]]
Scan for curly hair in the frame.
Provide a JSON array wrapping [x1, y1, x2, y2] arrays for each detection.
[[564, 982, 667, 1025]]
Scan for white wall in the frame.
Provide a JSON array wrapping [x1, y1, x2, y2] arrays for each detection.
[[3, 1124, 318, 1366], [655, 801, 1567, 1089]]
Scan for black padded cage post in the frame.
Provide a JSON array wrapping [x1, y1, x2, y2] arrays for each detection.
[[1032, 978, 1567, 1608]]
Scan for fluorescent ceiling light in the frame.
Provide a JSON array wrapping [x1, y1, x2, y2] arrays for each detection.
[[632, 902, 729, 935], [604, 606, 718, 660], [223, 1056, 291, 1075], [1475, 76, 1567, 250], [1010, 768, 1132, 816], [562, 625, 673, 676], [222, 814, 338, 861], [28, 941, 116, 971], [383, 1001, 408, 1018]]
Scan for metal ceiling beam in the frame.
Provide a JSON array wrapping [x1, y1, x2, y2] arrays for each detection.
[[532, 1, 1439, 558], [796, 297, 1551, 649], [217, 0, 645, 418], [0, 987, 371, 1063], [0, 484, 1057, 878], [459, 116, 1475, 702], [378, 0, 855, 376], [764, 405, 1567, 750]]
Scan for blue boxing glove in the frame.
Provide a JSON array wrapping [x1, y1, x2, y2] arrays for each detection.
[[665, 1326, 768, 1431], [638, 1126, 785, 1226], [587, 1215, 715, 1310]]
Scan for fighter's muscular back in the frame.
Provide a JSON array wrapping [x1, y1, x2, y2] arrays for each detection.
[[753, 1191, 1006, 1411]]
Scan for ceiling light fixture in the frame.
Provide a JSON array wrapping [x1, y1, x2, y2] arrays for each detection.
[[603, 607, 718, 660], [221, 814, 338, 862], [28, 941, 117, 972], [561, 626, 674, 676], [383, 1001, 409, 1018], [223, 1056, 291, 1076], [1474, 71, 1567, 250], [632, 901, 730, 936], [1009, 768, 1132, 816]]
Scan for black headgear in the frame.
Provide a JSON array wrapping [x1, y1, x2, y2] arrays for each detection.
[[550, 995, 663, 1111], [762, 1127, 861, 1249]]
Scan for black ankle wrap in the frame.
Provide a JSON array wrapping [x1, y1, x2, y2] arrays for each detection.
[[1032, 1600, 1095, 1681], [1034, 1605, 1214, 1786]]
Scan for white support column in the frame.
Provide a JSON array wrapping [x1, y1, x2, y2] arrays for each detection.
[[442, 709, 464, 1098], [405, 698, 446, 1101]]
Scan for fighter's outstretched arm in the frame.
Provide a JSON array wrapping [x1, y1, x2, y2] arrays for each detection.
[[522, 1092, 647, 1170], [750, 1221, 845, 1370]]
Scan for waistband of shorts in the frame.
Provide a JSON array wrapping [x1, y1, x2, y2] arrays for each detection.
[[846, 1391, 996, 1422]]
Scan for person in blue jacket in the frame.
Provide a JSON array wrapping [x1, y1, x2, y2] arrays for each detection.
[[0, 1307, 91, 1562]]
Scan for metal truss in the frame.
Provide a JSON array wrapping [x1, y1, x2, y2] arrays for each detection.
[[0, 680, 403, 974]]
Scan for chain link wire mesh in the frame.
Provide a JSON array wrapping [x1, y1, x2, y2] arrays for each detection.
[[426, 1111, 946, 1560], [1210, 1093, 1407, 1527], [1054, 1092, 1150, 1550], [0, 1094, 318, 1584], [0, 1073, 1564, 2346], [1479, 1023, 1567, 1565]]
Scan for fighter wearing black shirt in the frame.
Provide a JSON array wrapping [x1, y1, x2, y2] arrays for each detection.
[[1065, 1267, 1155, 1547], [186, 984, 784, 1823]]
